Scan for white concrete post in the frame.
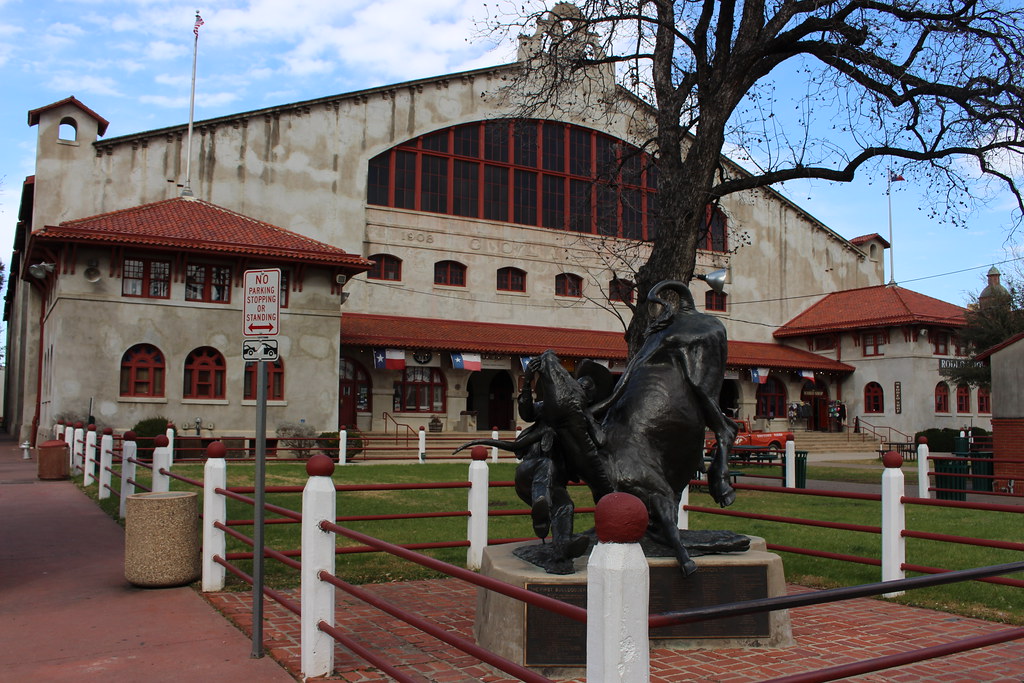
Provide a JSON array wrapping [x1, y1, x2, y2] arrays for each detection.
[[880, 450, 906, 597], [338, 427, 348, 465], [677, 486, 690, 530], [120, 434, 138, 519], [65, 423, 76, 473], [83, 425, 98, 486], [917, 438, 931, 500], [165, 424, 176, 465], [301, 455, 337, 679], [418, 426, 427, 463], [466, 446, 490, 570], [98, 429, 114, 500], [151, 434, 172, 493], [784, 436, 797, 489], [54, 421, 64, 440], [491, 427, 499, 462], [202, 442, 228, 592], [587, 493, 650, 683]]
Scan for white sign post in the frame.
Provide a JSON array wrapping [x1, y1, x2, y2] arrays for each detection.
[[242, 268, 280, 658]]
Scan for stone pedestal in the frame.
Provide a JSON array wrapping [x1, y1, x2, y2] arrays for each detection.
[[125, 492, 201, 587], [475, 537, 792, 673], [36, 440, 70, 480]]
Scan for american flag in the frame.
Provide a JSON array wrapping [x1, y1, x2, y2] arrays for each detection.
[[194, 13, 205, 37]]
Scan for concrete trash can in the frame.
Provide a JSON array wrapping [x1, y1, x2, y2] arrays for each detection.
[[125, 491, 201, 587], [37, 440, 70, 480]]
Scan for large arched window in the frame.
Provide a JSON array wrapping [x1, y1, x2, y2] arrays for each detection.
[[367, 253, 402, 281], [434, 260, 466, 287], [244, 359, 284, 400], [183, 347, 226, 399], [956, 384, 971, 413], [120, 344, 165, 397], [394, 367, 446, 413], [934, 382, 950, 413], [609, 278, 635, 304], [497, 267, 527, 292], [555, 273, 583, 297], [755, 377, 787, 419], [863, 382, 884, 413], [978, 387, 991, 414]]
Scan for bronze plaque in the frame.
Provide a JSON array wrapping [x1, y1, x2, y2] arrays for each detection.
[[525, 564, 769, 667]]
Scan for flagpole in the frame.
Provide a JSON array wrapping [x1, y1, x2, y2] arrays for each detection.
[[886, 170, 895, 285], [182, 11, 203, 198]]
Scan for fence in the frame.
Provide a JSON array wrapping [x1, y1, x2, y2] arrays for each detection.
[[59, 421, 1024, 681]]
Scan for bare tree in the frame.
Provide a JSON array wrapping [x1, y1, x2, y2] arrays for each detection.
[[489, 0, 1024, 352]]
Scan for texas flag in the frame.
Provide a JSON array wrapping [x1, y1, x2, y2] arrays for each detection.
[[750, 367, 770, 384], [801, 370, 815, 381], [451, 352, 482, 371], [373, 348, 406, 370]]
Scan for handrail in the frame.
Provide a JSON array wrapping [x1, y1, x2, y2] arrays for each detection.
[[380, 412, 417, 444], [857, 417, 913, 443]]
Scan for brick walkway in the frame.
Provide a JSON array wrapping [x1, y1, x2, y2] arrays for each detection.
[[206, 579, 1024, 682]]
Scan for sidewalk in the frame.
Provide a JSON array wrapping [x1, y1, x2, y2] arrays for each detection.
[[0, 434, 294, 682]]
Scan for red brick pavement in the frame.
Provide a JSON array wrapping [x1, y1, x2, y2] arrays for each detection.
[[205, 580, 1024, 682]]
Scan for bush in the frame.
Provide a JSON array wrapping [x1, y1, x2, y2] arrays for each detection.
[[275, 422, 318, 458], [318, 429, 365, 459], [914, 426, 989, 452], [131, 417, 173, 458]]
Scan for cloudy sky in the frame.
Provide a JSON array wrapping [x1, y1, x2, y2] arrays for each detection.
[[1, 0, 1021, 308]]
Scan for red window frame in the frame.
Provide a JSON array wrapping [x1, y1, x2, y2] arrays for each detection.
[[497, 267, 526, 292], [122, 257, 171, 299], [956, 384, 971, 413], [813, 335, 835, 351], [119, 344, 165, 397], [705, 290, 727, 312], [394, 367, 447, 413], [340, 357, 372, 413], [863, 382, 884, 413], [978, 387, 991, 414], [755, 377, 787, 419], [367, 254, 402, 281], [183, 347, 226, 399], [932, 331, 950, 355], [704, 206, 728, 252], [609, 278, 635, 304], [934, 382, 950, 413], [862, 331, 884, 357], [434, 260, 466, 287], [244, 360, 285, 400], [185, 263, 232, 303], [555, 273, 583, 297]]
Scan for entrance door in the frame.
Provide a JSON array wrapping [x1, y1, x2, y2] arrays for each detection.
[[487, 372, 515, 431], [339, 357, 370, 429], [801, 380, 830, 431]]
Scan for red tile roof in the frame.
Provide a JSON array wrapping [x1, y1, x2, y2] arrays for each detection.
[[341, 313, 853, 372], [33, 197, 372, 269], [28, 96, 110, 136], [775, 285, 965, 338], [849, 233, 890, 248]]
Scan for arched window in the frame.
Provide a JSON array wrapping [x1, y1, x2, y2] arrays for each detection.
[[58, 117, 78, 142], [367, 254, 402, 281], [978, 387, 991, 414], [704, 206, 728, 252], [244, 359, 285, 400], [120, 344, 165, 397], [609, 278, 635, 304], [434, 260, 466, 287], [863, 382, 884, 413], [934, 382, 950, 413], [497, 266, 526, 292], [183, 347, 226, 399], [394, 367, 446, 413], [555, 273, 583, 297], [956, 384, 971, 413], [705, 290, 727, 312], [755, 377, 787, 419]]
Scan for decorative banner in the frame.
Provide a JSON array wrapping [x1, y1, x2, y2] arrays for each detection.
[[801, 370, 815, 381], [373, 348, 406, 370], [750, 368, 770, 384], [451, 352, 482, 371]]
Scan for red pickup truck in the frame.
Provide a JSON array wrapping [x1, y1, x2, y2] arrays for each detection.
[[706, 419, 793, 452]]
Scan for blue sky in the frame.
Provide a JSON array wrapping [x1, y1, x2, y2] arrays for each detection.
[[2, 0, 1021, 308]]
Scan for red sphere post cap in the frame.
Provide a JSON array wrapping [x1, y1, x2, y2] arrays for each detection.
[[306, 453, 336, 477], [882, 450, 903, 468], [470, 445, 489, 461], [595, 492, 649, 543], [786, 433, 795, 442], [103, 427, 113, 435], [154, 434, 169, 448], [74, 421, 83, 429], [917, 435, 928, 444], [206, 441, 227, 459], [123, 430, 137, 442], [87, 423, 97, 431]]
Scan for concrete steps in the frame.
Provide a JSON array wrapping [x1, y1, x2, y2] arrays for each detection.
[[789, 430, 883, 454]]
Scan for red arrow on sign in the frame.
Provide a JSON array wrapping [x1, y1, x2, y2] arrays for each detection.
[[247, 323, 276, 334]]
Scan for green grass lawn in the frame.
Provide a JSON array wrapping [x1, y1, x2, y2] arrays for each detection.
[[79, 458, 1023, 625]]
